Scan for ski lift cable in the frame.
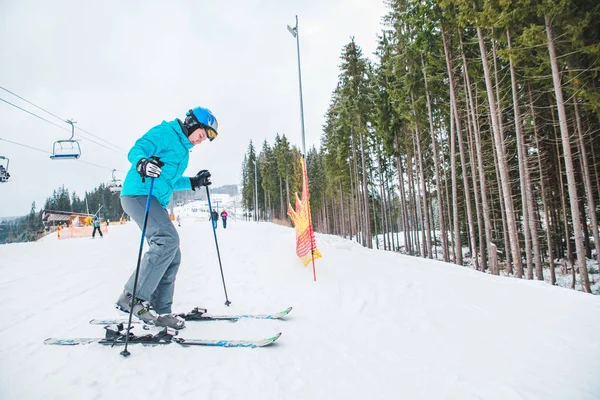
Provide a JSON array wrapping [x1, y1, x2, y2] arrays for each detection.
[[76, 126, 128, 154], [0, 137, 127, 173], [0, 85, 66, 124], [0, 95, 124, 155], [0, 137, 52, 155], [0, 97, 116, 154], [0, 87, 127, 154], [0, 97, 70, 132]]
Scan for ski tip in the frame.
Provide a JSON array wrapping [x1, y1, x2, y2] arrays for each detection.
[[272, 307, 292, 319], [278, 307, 292, 317], [259, 332, 282, 347]]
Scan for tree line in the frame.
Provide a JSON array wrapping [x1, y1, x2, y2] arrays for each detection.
[[1, 184, 125, 244], [241, 0, 600, 292]]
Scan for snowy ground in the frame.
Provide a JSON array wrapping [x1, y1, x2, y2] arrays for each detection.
[[1, 214, 599, 400]]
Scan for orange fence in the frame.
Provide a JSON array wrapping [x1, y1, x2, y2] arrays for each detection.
[[57, 223, 109, 239]]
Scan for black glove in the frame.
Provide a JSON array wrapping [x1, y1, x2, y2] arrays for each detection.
[[136, 156, 164, 182], [190, 170, 211, 190]]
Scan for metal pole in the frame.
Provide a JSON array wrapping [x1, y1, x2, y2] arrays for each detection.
[[121, 178, 155, 357], [288, 15, 307, 157], [206, 186, 231, 306], [288, 18, 318, 281]]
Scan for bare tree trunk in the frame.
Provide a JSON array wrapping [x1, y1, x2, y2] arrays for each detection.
[[385, 165, 396, 251], [547, 99, 570, 266], [462, 77, 484, 270], [372, 174, 379, 250], [422, 56, 449, 261], [476, 27, 523, 277], [351, 133, 364, 246], [358, 122, 372, 248], [377, 144, 389, 251], [491, 120, 513, 275], [467, 78, 499, 274], [449, 103, 463, 265], [349, 161, 357, 243], [553, 109, 574, 271], [443, 152, 455, 263], [590, 136, 600, 218], [546, 16, 590, 292], [529, 85, 555, 283], [384, 167, 392, 251], [323, 197, 327, 233], [406, 150, 421, 256], [427, 183, 438, 259], [411, 94, 432, 258], [279, 176, 284, 219], [574, 99, 600, 264], [395, 135, 410, 254], [442, 25, 478, 267], [339, 181, 345, 238], [492, 33, 520, 274], [507, 30, 542, 280]]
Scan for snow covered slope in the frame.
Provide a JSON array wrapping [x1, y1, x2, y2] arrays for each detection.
[[0, 216, 599, 399]]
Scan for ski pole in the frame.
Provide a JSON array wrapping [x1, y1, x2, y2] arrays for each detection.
[[206, 185, 231, 306], [121, 178, 155, 357]]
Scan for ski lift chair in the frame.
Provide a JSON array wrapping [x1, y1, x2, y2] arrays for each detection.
[[0, 156, 10, 182], [109, 169, 122, 192], [50, 120, 81, 160]]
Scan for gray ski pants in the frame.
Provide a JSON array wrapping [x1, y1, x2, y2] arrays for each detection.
[[121, 195, 181, 314]]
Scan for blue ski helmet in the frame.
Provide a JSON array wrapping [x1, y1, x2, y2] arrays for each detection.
[[185, 107, 218, 141]]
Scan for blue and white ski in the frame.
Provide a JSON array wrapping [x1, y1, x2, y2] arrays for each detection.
[[45, 330, 281, 348], [90, 306, 292, 325]]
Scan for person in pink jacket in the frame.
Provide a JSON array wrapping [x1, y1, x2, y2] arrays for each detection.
[[220, 210, 228, 229]]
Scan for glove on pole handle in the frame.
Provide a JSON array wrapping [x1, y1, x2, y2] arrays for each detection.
[[206, 185, 231, 306], [121, 178, 155, 357]]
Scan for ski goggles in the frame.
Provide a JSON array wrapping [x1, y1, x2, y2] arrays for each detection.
[[205, 127, 218, 141]]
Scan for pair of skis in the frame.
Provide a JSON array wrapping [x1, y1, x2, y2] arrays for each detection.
[[89, 306, 293, 324], [45, 307, 292, 348]]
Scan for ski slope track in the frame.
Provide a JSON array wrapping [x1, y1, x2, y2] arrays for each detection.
[[1, 216, 599, 399]]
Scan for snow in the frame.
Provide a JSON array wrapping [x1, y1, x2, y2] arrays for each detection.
[[1, 214, 599, 400]]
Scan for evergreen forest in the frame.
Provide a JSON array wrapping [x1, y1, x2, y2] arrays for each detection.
[[240, 0, 600, 292]]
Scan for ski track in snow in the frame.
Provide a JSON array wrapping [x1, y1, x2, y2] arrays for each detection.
[[1, 217, 599, 400]]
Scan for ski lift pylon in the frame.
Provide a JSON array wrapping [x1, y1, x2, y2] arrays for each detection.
[[109, 169, 122, 192], [0, 156, 10, 183], [50, 119, 81, 160]]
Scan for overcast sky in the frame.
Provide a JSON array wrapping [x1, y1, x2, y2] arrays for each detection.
[[0, 0, 387, 217]]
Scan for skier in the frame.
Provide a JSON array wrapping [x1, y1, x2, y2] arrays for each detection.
[[91, 215, 103, 238], [116, 106, 217, 330], [210, 209, 219, 229], [176, 215, 181, 227], [0, 165, 9, 182], [220, 209, 228, 229]]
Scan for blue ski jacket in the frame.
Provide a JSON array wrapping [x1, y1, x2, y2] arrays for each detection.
[[121, 120, 193, 208]]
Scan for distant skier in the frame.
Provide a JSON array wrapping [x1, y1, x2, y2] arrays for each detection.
[[176, 215, 181, 227], [210, 209, 219, 229], [116, 106, 218, 330], [91, 215, 103, 238], [0, 165, 9, 182], [220, 210, 228, 229]]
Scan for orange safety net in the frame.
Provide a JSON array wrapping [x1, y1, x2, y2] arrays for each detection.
[[287, 158, 322, 269], [57, 223, 109, 239]]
